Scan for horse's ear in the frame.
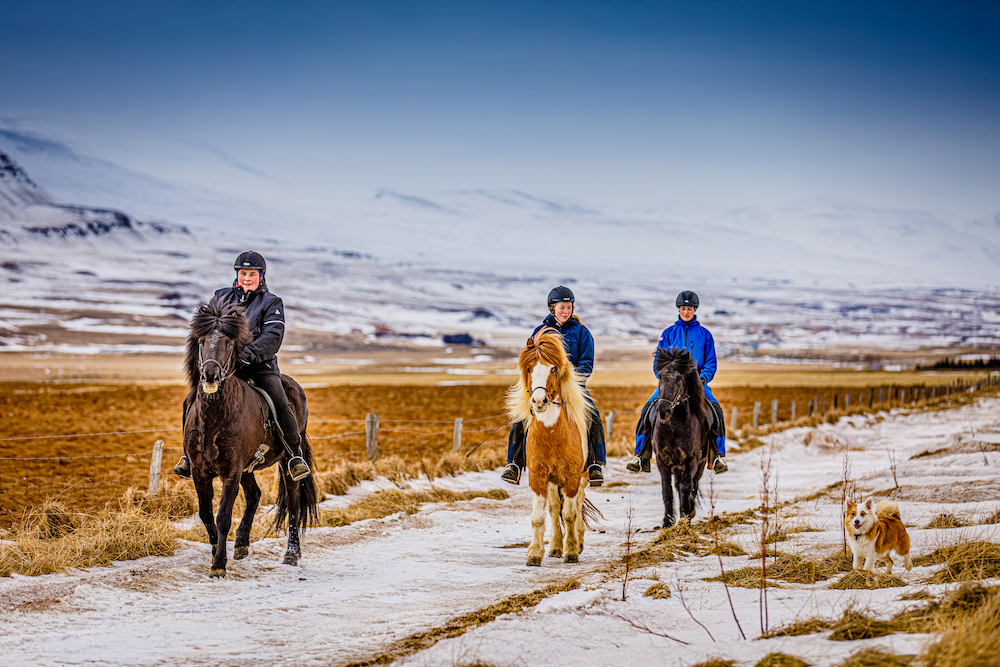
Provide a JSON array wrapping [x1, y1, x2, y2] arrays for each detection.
[[525, 336, 535, 348]]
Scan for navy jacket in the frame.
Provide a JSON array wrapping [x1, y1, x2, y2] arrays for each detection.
[[655, 317, 717, 386], [533, 315, 595, 380], [211, 282, 286, 376]]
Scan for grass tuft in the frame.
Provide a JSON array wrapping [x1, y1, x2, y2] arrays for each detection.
[[754, 653, 809, 667], [644, 582, 671, 599], [914, 541, 1000, 583], [690, 660, 737, 667], [829, 609, 897, 640], [761, 616, 833, 638], [920, 584, 1000, 667], [0, 492, 178, 577], [923, 514, 968, 529], [982, 508, 1000, 525], [831, 570, 907, 590], [835, 648, 914, 667], [317, 488, 508, 528]]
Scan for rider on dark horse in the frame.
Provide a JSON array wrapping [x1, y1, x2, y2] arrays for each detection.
[[500, 286, 607, 487], [173, 251, 311, 481], [628, 290, 729, 475]]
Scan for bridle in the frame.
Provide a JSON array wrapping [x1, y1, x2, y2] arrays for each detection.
[[198, 332, 236, 389], [528, 363, 563, 412], [652, 382, 686, 424]]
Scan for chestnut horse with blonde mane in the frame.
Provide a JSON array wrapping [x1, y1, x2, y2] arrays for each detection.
[[506, 328, 596, 566]]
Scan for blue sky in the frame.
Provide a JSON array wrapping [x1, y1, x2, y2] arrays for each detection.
[[2, 0, 999, 223]]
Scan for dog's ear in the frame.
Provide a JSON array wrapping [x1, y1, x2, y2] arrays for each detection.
[[863, 498, 874, 511]]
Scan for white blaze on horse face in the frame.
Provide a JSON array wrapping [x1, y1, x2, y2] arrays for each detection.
[[530, 362, 560, 427]]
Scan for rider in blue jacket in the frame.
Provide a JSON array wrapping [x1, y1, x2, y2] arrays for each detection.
[[500, 286, 607, 487], [627, 291, 728, 474]]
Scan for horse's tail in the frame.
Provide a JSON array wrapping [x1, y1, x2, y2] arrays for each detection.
[[581, 497, 605, 530], [273, 432, 320, 532]]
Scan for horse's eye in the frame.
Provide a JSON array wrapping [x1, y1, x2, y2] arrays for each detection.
[[549, 367, 555, 374]]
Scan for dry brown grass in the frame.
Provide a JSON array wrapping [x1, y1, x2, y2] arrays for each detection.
[[754, 653, 809, 667], [913, 541, 1000, 583], [761, 617, 834, 638], [829, 609, 898, 640], [923, 514, 968, 529], [920, 585, 1000, 667], [0, 493, 178, 577], [831, 570, 907, 589], [317, 487, 509, 528], [900, 589, 935, 601], [740, 437, 767, 451], [340, 579, 580, 667], [892, 584, 1000, 633], [690, 660, 737, 667], [980, 508, 1000, 525], [644, 582, 671, 599], [704, 565, 782, 589], [836, 648, 914, 667]]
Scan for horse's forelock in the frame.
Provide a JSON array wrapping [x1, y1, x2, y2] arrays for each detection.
[[655, 347, 696, 378], [184, 302, 250, 390]]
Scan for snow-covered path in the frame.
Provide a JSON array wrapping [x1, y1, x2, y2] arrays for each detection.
[[2, 399, 999, 667]]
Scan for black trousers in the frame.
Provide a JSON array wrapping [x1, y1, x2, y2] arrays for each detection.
[[634, 399, 725, 459], [248, 372, 302, 449], [507, 416, 605, 468]]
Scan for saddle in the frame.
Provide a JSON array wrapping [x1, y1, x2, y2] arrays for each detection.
[[243, 381, 292, 473]]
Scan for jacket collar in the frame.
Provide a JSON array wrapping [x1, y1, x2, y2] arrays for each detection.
[[232, 280, 269, 304], [675, 316, 700, 328], [544, 314, 576, 331]]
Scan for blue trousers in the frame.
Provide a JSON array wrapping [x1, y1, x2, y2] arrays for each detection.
[[633, 385, 725, 456], [506, 394, 606, 467]]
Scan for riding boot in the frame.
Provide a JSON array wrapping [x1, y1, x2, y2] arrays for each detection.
[[586, 414, 606, 487], [627, 399, 655, 473], [255, 373, 311, 481], [284, 431, 311, 482], [502, 421, 527, 485], [173, 398, 193, 479]]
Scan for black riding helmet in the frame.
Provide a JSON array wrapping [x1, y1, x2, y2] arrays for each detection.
[[234, 251, 266, 281], [547, 286, 575, 313], [676, 290, 699, 309]]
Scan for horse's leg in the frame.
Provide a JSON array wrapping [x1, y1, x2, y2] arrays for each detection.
[[234, 472, 261, 560], [575, 484, 586, 554], [282, 472, 303, 566], [678, 469, 696, 520], [660, 468, 676, 528], [192, 473, 218, 556], [526, 489, 547, 567], [547, 483, 563, 558], [210, 472, 241, 577], [562, 488, 580, 564]]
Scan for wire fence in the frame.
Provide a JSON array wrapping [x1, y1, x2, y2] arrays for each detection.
[[2, 377, 996, 523]]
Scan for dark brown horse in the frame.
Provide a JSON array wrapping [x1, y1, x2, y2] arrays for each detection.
[[183, 301, 318, 577], [651, 347, 710, 528]]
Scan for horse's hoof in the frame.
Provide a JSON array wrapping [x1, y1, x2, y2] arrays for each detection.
[[526, 556, 542, 567], [565, 553, 579, 564], [209, 568, 226, 578], [548, 549, 563, 558], [282, 554, 299, 566], [234, 546, 249, 560]]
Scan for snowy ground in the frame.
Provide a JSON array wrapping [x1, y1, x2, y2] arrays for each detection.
[[1, 398, 999, 667]]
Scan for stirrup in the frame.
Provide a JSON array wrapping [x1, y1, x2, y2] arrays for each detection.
[[587, 464, 604, 487], [287, 456, 311, 481], [173, 456, 191, 479], [626, 456, 650, 473], [713, 457, 729, 474], [500, 463, 521, 485]]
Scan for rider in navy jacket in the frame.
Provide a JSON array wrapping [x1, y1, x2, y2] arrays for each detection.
[[173, 251, 311, 481], [501, 286, 607, 487], [628, 291, 729, 475]]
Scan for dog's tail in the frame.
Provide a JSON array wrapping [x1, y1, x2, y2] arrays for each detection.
[[876, 499, 901, 520]]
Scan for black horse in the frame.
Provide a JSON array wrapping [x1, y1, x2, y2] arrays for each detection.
[[650, 347, 711, 527], [183, 301, 318, 577]]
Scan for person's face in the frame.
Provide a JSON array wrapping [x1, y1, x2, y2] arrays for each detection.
[[553, 301, 573, 324], [237, 269, 261, 292], [678, 306, 696, 322]]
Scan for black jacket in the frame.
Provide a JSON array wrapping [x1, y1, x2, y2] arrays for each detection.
[[211, 282, 286, 376]]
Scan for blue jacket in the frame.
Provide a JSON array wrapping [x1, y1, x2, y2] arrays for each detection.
[[655, 317, 717, 387], [533, 315, 594, 380]]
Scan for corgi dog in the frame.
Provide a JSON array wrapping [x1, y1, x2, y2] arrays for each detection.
[[844, 498, 912, 574]]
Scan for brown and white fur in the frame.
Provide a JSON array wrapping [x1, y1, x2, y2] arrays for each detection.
[[844, 497, 912, 574], [506, 328, 596, 566]]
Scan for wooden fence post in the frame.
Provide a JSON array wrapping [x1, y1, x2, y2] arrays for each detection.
[[790, 400, 796, 422], [845, 394, 850, 410], [148, 439, 164, 497], [879, 387, 883, 404], [366, 413, 380, 461], [808, 398, 814, 416], [452, 417, 463, 454], [605, 410, 615, 442], [730, 406, 738, 431], [753, 401, 761, 428], [771, 399, 778, 425], [869, 388, 874, 408]]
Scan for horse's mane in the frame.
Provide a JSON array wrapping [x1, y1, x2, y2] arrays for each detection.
[[506, 328, 595, 435], [654, 347, 709, 422], [184, 300, 251, 390]]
